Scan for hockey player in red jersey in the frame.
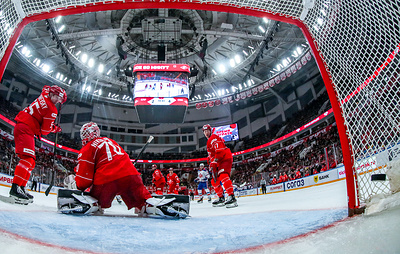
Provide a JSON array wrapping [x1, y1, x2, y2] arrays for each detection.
[[10, 85, 66, 204], [167, 168, 180, 194], [203, 124, 238, 208], [271, 175, 278, 185], [152, 164, 166, 195], [282, 172, 289, 182], [71, 122, 189, 218], [295, 169, 302, 179]]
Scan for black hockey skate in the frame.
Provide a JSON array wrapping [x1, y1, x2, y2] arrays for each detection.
[[197, 197, 203, 203], [208, 196, 212, 203], [9, 183, 31, 205], [212, 196, 225, 207], [224, 194, 238, 208], [21, 186, 34, 200]]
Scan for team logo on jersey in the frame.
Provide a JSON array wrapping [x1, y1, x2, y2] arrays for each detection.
[[23, 148, 35, 156], [314, 175, 318, 183]]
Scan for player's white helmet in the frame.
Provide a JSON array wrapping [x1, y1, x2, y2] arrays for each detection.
[[80, 122, 100, 146], [200, 163, 204, 167]]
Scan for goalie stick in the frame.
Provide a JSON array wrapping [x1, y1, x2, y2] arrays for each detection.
[[45, 103, 62, 196], [133, 135, 154, 166]]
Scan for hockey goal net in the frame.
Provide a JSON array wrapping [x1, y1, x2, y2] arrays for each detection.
[[0, 0, 399, 215]]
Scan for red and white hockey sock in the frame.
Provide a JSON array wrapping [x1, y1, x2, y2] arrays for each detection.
[[13, 155, 35, 187], [220, 173, 234, 196], [211, 178, 224, 197]]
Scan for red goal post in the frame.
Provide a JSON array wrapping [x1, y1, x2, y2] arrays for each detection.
[[0, 0, 399, 216]]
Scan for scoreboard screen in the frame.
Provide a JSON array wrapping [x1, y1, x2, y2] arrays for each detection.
[[132, 64, 190, 123]]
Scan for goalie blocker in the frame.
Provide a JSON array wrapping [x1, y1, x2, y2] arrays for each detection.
[[57, 189, 190, 219]]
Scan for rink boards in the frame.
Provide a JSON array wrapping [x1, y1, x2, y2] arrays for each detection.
[[237, 167, 344, 197]]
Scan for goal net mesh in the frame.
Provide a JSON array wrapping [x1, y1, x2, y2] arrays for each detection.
[[0, 0, 399, 206]]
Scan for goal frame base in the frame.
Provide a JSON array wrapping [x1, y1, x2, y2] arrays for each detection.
[[348, 205, 366, 217]]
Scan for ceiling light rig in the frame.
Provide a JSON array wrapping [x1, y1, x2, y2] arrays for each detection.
[[13, 9, 310, 105]]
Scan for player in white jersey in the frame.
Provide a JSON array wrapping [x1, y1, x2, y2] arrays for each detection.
[[194, 163, 212, 203]]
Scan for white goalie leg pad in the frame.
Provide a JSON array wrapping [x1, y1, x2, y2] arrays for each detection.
[[72, 193, 98, 205], [144, 194, 190, 219], [71, 193, 99, 215], [145, 206, 188, 219], [57, 189, 99, 215], [146, 197, 176, 207]]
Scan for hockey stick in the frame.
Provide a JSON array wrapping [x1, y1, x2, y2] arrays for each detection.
[[45, 104, 62, 196], [133, 136, 154, 166]]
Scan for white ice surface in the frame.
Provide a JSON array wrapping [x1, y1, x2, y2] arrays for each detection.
[[0, 180, 399, 254]]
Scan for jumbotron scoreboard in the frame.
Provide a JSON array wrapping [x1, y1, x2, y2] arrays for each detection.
[[132, 63, 190, 123]]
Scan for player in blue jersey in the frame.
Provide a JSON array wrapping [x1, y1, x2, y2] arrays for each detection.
[[194, 163, 212, 203]]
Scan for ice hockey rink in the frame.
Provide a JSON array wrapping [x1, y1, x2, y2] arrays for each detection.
[[0, 179, 399, 254]]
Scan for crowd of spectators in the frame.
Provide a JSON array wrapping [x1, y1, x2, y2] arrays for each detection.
[[231, 125, 342, 187], [237, 91, 330, 151]]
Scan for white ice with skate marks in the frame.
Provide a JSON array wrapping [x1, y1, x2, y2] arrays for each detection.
[[0, 180, 399, 254]]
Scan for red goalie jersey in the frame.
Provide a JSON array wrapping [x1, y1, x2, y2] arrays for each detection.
[[15, 86, 58, 136], [75, 136, 140, 190]]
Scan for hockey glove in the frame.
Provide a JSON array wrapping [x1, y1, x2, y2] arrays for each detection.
[[209, 162, 218, 182], [51, 124, 62, 133]]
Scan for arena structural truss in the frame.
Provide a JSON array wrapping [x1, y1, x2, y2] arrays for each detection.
[[0, 0, 399, 216]]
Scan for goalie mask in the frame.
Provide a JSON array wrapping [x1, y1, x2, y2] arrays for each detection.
[[80, 122, 100, 146]]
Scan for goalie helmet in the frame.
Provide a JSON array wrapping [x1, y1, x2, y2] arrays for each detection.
[[80, 122, 100, 146], [49, 85, 67, 104]]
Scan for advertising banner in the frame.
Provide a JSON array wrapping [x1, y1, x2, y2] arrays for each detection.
[[311, 170, 339, 185], [212, 123, 239, 142], [267, 183, 284, 193]]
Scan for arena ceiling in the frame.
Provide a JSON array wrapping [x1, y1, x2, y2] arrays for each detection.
[[8, 9, 310, 106]]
